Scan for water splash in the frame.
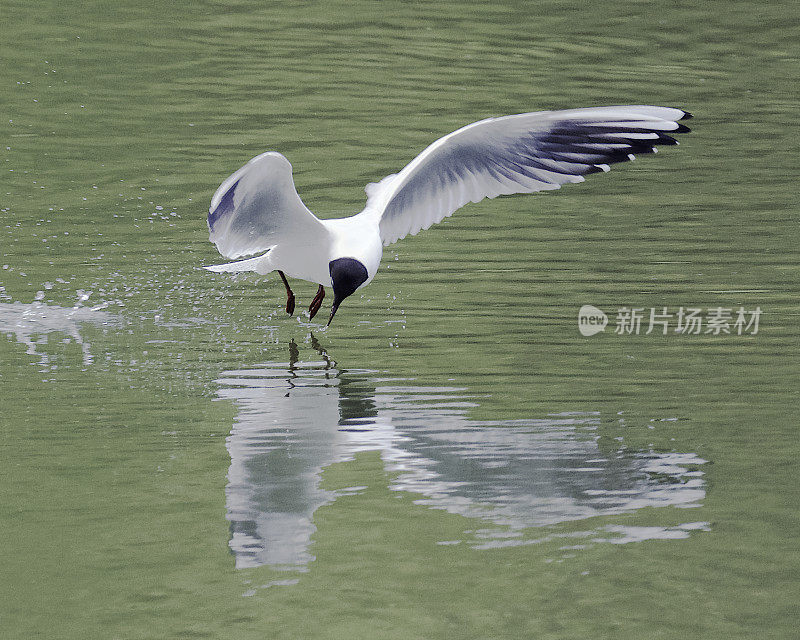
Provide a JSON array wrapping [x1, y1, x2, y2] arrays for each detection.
[[0, 299, 117, 369]]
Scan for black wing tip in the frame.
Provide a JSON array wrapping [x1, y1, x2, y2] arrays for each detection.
[[655, 133, 679, 145], [674, 123, 692, 134], [679, 110, 693, 120]]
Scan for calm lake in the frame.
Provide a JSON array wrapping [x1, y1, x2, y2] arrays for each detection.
[[2, 1, 798, 638]]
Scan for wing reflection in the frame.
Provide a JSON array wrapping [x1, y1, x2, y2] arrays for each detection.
[[217, 339, 705, 570]]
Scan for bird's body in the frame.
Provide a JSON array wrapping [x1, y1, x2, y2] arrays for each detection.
[[205, 105, 691, 324], [209, 212, 383, 287]]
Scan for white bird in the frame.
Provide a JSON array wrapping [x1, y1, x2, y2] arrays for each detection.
[[205, 105, 691, 325]]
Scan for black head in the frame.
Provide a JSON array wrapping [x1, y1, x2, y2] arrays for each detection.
[[328, 257, 368, 326]]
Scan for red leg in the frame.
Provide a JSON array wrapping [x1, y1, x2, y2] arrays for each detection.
[[308, 285, 325, 320], [278, 271, 295, 315]]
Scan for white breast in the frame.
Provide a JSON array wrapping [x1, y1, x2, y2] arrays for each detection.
[[323, 215, 384, 286]]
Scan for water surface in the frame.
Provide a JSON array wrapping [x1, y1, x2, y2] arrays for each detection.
[[1, 1, 799, 638]]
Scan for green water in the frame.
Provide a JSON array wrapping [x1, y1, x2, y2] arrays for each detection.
[[2, 0, 799, 637]]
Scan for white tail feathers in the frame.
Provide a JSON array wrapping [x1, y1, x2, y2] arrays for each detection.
[[204, 254, 266, 273]]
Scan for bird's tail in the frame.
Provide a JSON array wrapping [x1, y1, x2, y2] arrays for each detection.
[[203, 254, 267, 273]]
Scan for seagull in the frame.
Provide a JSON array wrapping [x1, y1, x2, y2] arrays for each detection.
[[205, 105, 691, 325]]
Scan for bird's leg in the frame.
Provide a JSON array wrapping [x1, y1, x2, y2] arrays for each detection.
[[277, 270, 295, 315], [308, 285, 325, 320]]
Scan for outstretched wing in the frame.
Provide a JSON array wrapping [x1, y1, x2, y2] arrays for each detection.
[[208, 152, 327, 259], [364, 106, 691, 245]]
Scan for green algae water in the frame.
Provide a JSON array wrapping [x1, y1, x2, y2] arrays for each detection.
[[2, 1, 799, 638]]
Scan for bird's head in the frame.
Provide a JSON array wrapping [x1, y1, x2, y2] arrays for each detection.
[[328, 257, 368, 326]]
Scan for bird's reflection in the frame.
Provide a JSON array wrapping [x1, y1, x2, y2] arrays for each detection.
[[217, 337, 706, 570]]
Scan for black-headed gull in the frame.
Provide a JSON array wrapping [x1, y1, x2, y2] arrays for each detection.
[[205, 105, 691, 325]]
